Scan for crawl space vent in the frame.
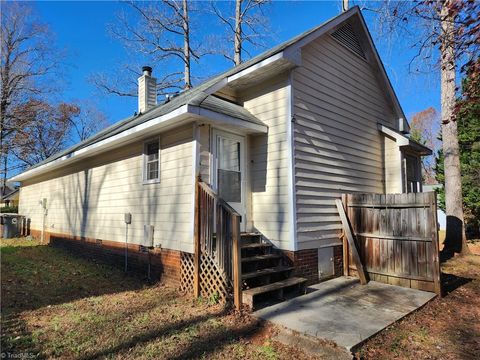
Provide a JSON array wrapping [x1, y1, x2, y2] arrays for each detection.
[[331, 23, 366, 60]]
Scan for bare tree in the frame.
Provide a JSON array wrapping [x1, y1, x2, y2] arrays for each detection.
[[10, 100, 79, 168], [68, 100, 109, 142], [409, 107, 441, 184], [1, 2, 63, 189], [92, 0, 204, 99], [211, 0, 271, 65], [359, 0, 479, 256]]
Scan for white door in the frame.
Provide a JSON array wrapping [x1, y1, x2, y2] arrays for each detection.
[[212, 130, 246, 232]]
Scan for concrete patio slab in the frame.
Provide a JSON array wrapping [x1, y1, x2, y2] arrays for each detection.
[[253, 276, 436, 352]]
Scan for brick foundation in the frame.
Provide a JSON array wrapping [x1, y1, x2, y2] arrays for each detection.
[[284, 249, 319, 285], [30, 230, 182, 286], [333, 245, 343, 277], [284, 245, 344, 285]]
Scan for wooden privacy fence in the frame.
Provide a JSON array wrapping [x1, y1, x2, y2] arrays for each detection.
[[192, 180, 242, 309], [341, 192, 441, 295]]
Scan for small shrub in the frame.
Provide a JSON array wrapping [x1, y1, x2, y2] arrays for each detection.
[[209, 291, 220, 305], [1, 205, 18, 213]]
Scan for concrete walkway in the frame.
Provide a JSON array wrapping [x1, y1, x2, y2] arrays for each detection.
[[254, 276, 436, 352]]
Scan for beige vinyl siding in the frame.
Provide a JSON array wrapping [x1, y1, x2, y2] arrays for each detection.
[[384, 135, 403, 193], [199, 124, 211, 185], [293, 34, 397, 250], [19, 125, 194, 253], [241, 75, 292, 250]]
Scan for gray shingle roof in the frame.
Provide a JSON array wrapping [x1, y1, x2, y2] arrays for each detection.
[[198, 95, 266, 126]]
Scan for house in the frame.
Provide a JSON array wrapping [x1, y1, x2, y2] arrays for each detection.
[[11, 7, 431, 305], [1, 181, 19, 209]]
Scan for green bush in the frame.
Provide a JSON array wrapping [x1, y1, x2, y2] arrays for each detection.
[[0, 206, 18, 213]]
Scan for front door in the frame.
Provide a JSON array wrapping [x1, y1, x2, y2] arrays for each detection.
[[212, 129, 246, 232]]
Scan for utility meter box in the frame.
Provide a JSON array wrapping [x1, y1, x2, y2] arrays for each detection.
[[143, 225, 154, 247]]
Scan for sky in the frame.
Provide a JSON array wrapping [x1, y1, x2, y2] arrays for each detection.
[[32, 0, 441, 126]]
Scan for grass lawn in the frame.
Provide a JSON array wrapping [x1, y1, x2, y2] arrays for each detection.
[[355, 241, 480, 360], [1, 238, 323, 360], [2, 238, 479, 359]]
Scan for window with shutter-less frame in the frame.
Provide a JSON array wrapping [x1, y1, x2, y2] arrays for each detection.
[[143, 139, 160, 184]]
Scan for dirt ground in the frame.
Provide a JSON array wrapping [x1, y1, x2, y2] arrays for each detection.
[[1, 238, 338, 360], [355, 241, 480, 360]]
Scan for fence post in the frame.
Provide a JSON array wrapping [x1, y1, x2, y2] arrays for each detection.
[[193, 177, 201, 298], [232, 214, 242, 310], [430, 192, 442, 295]]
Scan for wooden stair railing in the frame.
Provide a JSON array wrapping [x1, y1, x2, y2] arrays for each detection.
[[194, 178, 242, 310]]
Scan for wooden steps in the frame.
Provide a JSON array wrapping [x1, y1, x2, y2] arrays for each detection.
[[241, 254, 282, 263], [240, 232, 307, 309], [242, 266, 294, 280], [241, 242, 272, 249], [242, 277, 307, 309]]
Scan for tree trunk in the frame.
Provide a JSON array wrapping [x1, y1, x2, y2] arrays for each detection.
[[183, 0, 191, 89], [440, 0, 470, 256], [234, 0, 242, 66]]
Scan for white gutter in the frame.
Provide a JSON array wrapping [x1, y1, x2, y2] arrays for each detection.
[[378, 124, 410, 146], [11, 105, 190, 182], [226, 52, 286, 83], [188, 105, 267, 134]]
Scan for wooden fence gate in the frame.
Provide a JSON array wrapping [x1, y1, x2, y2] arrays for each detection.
[[341, 192, 441, 295]]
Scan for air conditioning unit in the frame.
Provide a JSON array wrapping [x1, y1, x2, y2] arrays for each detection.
[[143, 225, 154, 248]]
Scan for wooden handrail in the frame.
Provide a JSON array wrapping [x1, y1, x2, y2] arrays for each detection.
[[198, 182, 241, 217], [195, 179, 242, 310]]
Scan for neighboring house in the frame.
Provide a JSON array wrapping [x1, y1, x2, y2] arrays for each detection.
[[1, 181, 19, 208], [11, 7, 431, 295]]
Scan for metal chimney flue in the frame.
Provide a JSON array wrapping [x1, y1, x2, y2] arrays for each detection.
[[142, 65, 152, 76]]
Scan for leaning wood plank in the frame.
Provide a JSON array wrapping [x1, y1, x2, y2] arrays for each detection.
[[335, 199, 368, 285], [341, 194, 349, 276]]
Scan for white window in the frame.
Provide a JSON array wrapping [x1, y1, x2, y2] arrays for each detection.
[[143, 138, 160, 184]]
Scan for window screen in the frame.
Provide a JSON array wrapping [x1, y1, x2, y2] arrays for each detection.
[[144, 140, 160, 182], [217, 137, 241, 202]]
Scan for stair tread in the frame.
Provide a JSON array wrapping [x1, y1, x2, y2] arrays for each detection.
[[242, 266, 294, 279], [241, 242, 272, 249], [241, 232, 262, 237], [241, 254, 282, 263], [243, 277, 308, 297]]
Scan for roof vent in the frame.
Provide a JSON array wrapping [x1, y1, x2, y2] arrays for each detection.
[[331, 23, 366, 60]]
